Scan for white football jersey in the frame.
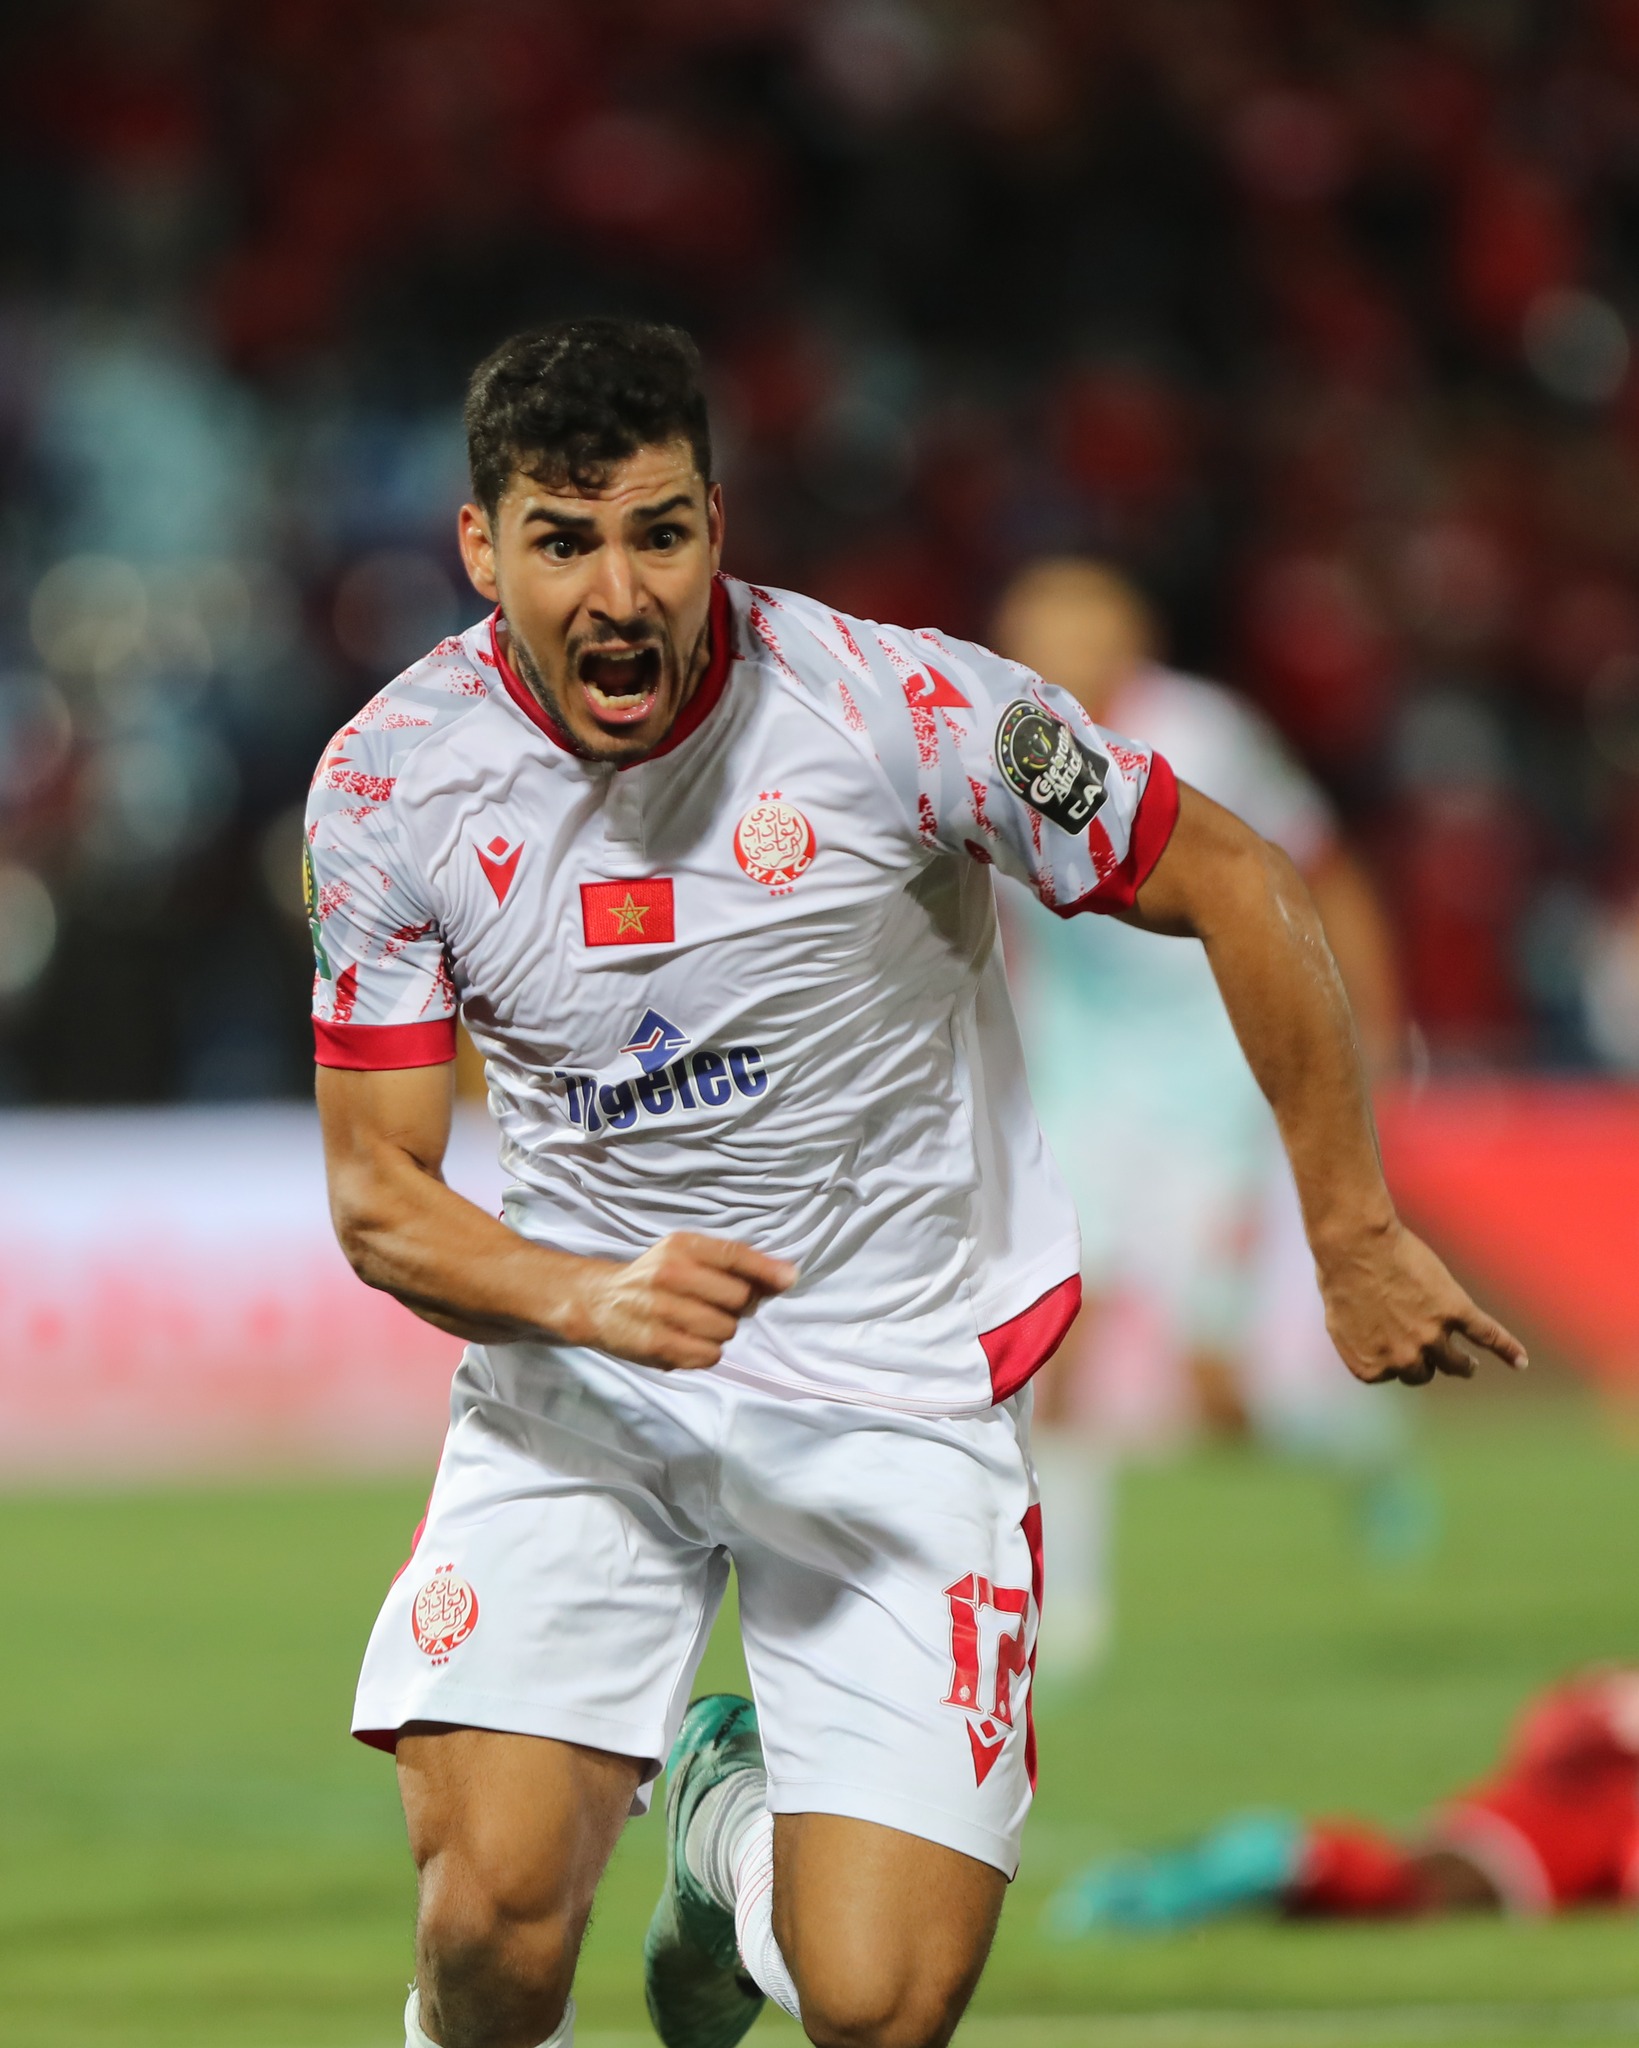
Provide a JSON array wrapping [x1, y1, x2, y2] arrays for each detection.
[[306, 576, 1176, 1415]]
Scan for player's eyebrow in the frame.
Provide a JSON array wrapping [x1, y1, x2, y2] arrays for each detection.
[[629, 493, 693, 521], [520, 504, 598, 532]]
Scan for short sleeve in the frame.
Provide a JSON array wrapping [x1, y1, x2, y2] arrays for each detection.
[[305, 730, 457, 1070], [859, 622, 1180, 917]]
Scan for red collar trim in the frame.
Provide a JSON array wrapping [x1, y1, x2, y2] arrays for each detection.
[[489, 576, 736, 768]]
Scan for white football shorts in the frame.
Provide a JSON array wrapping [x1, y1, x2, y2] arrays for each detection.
[[353, 1341, 1044, 1876]]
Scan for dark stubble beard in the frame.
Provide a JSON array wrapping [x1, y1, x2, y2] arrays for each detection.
[[508, 611, 713, 760]]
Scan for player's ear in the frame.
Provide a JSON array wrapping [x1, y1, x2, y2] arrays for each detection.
[[458, 501, 500, 603], [706, 481, 725, 571]]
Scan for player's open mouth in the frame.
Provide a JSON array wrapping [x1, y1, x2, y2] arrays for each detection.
[[578, 645, 663, 729]]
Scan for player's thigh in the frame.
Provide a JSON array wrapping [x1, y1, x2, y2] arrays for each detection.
[[399, 1725, 644, 1949], [773, 1812, 1005, 2046], [730, 1388, 1039, 1873]]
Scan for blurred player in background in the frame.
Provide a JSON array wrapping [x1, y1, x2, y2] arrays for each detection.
[[1051, 1665, 1639, 1931], [993, 560, 1413, 1677]]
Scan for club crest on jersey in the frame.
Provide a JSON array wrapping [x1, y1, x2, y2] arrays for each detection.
[[734, 792, 816, 894], [411, 1564, 479, 1665], [621, 1007, 689, 1074], [476, 832, 523, 905], [995, 700, 1108, 835]]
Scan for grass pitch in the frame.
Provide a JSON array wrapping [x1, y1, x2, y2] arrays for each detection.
[[4, 1395, 1637, 2047]]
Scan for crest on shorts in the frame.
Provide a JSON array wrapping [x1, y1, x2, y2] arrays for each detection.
[[995, 700, 1108, 835], [734, 792, 817, 894], [411, 1564, 480, 1664]]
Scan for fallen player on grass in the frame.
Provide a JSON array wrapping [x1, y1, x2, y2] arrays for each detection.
[[1050, 1665, 1639, 1933]]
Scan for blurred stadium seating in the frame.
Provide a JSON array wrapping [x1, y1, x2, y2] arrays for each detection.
[[8, 1, 1639, 1099]]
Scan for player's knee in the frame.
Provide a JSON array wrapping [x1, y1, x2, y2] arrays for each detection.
[[793, 1957, 970, 2048], [415, 1847, 577, 2043]]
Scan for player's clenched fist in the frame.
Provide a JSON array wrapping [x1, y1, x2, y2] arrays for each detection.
[[1317, 1219, 1527, 1387], [573, 1232, 799, 1371]]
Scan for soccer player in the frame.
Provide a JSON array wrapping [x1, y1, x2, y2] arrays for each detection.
[[992, 559, 1415, 1673], [307, 318, 1524, 2048], [1050, 1665, 1639, 1930]]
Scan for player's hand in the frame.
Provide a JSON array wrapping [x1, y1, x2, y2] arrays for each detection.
[[572, 1231, 798, 1372], [1317, 1218, 1527, 1387]]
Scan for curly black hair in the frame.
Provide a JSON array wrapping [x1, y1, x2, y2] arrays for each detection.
[[464, 317, 713, 513]]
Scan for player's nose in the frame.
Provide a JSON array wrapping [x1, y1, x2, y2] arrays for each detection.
[[583, 541, 647, 622]]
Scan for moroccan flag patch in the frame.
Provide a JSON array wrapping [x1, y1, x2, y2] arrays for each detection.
[[580, 877, 676, 947]]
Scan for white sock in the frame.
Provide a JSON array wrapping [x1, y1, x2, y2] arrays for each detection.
[[730, 1809, 802, 2023], [685, 1763, 767, 1911], [682, 1765, 801, 2023], [1032, 1426, 1114, 1676], [405, 1983, 575, 2047]]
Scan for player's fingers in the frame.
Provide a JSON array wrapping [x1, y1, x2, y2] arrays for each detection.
[[1396, 1353, 1437, 1387], [653, 1337, 723, 1372], [1432, 1334, 1476, 1380], [681, 1234, 799, 1294], [1451, 1305, 1529, 1372], [670, 1259, 759, 1315], [660, 1296, 740, 1344]]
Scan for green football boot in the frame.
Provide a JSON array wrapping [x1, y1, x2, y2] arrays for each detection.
[[643, 1693, 766, 2048]]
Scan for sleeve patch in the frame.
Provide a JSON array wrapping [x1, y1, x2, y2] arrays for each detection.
[[995, 700, 1109, 834]]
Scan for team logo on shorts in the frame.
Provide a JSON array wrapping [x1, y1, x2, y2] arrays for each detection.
[[411, 1564, 479, 1665], [995, 700, 1108, 835], [734, 792, 816, 893]]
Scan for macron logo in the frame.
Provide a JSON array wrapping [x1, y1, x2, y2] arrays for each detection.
[[476, 833, 522, 905], [620, 1008, 689, 1075]]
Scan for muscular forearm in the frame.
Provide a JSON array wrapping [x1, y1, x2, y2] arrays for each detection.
[[1196, 836, 1394, 1255], [1124, 785, 1524, 1384], [1125, 790, 1392, 1258], [328, 1139, 604, 1344], [315, 1064, 796, 1371]]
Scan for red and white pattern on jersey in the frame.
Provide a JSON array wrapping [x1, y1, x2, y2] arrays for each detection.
[[734, 793, 816, 892], [746, 588, 804, 684], [875, 631, 942, 768], [411, 1563, 479, 1664], [837, 679, 867, 732]]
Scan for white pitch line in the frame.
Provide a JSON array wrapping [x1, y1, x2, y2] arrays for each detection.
[[566, 2005, 1639, 2047], [937, 2005, 1639, 2045]]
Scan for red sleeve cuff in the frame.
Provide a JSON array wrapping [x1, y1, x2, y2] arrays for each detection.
[[314, 1016, 458, 1070], [1053, 752, 1180, 918]]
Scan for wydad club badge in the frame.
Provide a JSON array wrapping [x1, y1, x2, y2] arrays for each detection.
[[995, 701, 1109, 834]]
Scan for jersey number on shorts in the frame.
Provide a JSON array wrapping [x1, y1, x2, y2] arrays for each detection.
[[942, 1572, 1031, 1726]]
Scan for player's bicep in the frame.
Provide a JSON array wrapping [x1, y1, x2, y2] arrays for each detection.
[[1118, 781, 1285, 939], [316, 1062, 456, 1245]]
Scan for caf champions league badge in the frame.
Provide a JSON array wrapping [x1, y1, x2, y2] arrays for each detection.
[[734, 791, 817, 895], [995, 700, 1109, 834]]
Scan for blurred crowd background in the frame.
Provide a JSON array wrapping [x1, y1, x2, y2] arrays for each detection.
[[8, 0, 1639, 1100]]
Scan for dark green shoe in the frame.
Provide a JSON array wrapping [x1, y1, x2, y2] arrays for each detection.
[[643, 1693, 766, 2048]]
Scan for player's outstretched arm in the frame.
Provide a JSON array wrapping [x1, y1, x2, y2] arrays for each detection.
[[316, 1064, 795, 1370], [1120, 784, 1526, 1387]]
